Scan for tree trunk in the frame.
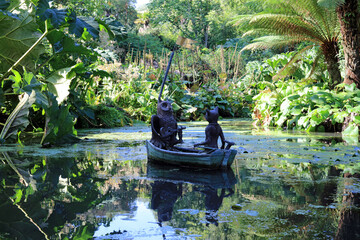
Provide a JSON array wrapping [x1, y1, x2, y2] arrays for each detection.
[[336, 0, 360, 88], [321, 40, 341, 89]]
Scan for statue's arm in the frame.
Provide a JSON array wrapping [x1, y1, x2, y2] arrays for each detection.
[[219, 128, 226, 149], [151, 115, 161, 137]]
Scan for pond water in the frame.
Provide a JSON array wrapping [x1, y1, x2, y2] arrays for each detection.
[[1, 119, 360, 240]]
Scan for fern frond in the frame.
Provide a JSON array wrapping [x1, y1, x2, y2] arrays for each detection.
[[241, 36, 308, 51], [317, 0, 345, 9], [230, 14, 254, 26], [249, 13, 333, 42]]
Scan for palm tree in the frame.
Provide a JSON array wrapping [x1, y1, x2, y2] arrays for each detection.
[[233, 0, 341, 87]]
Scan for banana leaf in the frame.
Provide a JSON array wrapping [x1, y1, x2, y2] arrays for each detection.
[[0, 90, 36, 142]]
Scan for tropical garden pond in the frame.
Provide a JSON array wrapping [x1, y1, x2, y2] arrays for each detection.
[[1, 119, 360, 240]]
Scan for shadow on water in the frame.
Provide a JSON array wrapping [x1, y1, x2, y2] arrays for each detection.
[[1, 120, 360, 239]]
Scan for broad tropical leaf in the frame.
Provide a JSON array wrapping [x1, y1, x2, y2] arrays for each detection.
[[343, 124, 359, 136], [0, 0, 9, 10], [272, 45, 314, 81], [0, 90, 36, 142], [98, 17, 127, 42], [0, 13, 44, 73], [40, 8, 68, 28], [41, 93, 79, 146], [46, 30, 92, 55], [69, 14, 100, 39], [45, 67, 76, 104], [10, 70, 42, 95], [37, 0, 68, 28]]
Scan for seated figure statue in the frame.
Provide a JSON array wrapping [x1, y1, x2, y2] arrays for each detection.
[[150, 99, 185, 149], [194, 106, 234, 149]]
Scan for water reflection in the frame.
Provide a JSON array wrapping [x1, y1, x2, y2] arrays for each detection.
[[151, 181, 182, 225], [1, 120, 360, 239], [335, 173, 360, 240], [197, 187, 234, 226], [148, 164, 237, 229]]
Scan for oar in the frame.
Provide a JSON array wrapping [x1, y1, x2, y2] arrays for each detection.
[[158, 36, 197, 102], [158, 49, 175, 102]]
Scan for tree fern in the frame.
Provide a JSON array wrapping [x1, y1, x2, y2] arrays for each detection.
[[234, 0, 341, 86]]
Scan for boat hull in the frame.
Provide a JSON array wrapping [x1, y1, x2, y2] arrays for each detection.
[[146, 140, 237, 169]]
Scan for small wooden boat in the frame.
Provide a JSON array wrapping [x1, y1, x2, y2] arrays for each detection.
[[145, 140, 237, 169]]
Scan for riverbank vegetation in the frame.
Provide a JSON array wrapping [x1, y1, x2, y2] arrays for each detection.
[[2, 0, 360, 146]]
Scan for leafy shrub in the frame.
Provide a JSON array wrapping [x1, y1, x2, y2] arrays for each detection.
[[76, 104, 132, 128], [253, 80, 360, 136]]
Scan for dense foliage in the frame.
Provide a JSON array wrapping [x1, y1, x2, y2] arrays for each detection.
[[2, 0, 360, 146]]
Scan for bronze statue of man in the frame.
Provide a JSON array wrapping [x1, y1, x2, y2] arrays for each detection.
[[150, 99, 185, 149]]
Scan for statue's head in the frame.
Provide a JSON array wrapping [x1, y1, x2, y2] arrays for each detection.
[[205, 106, 219, 123], [157, 99, 173, 116]]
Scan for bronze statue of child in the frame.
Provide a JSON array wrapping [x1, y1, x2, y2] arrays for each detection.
[[194, 106, 234, 149]]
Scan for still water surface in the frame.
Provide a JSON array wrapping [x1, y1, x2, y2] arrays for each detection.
[[1, 120, 360, 239]]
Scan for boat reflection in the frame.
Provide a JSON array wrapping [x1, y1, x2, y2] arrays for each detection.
[[147, 163, 237, 226]]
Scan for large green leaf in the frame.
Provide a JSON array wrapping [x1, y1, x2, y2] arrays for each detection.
[[0, 13, 44, 73], [45, 67, 76, 104], [0, 0, 9, 10], [46, 30, 92, 55], [0, 90, 36, 142], [97, 17, 127, 42], [10, 69, 42, 95], [40, 8, 68, 28], [342, 124, 359, 137], [8, 70, 49, 108], [36, 0, 68, 28], [68, 14, 99, 39], [41, 93, 79, 146]]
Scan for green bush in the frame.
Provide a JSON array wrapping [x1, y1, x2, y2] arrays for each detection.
[[76, 104, 132, 128], [253, 81, 360, 136]]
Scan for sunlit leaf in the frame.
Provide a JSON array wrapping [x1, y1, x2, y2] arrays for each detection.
[[0, 91, 36, 142], [45, 67, 76, 104], [13, 188, 23, 204], [0, 13, 44, 73], [342, 124, 359, 136], [10, 69, 42, 95], [41, 93, 79, 146]]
